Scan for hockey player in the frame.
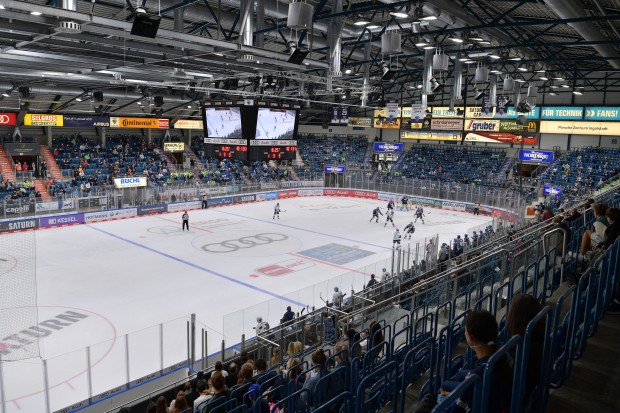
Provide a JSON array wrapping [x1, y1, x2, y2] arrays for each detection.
[[381, 268, 391, 281], [255, 317, 270, 335], [387, 199, 395, 211], [273, 203, 281, 219], [370, 206, 383, 223], [332, 287, 345, 308], [414, 206, 425, 224], [384, 208, 395, 227], [400, 196, 409, 211], [393, 228, 402, 249], [404, 221, 415, 239], [463, 234, 471, 250], [472, 231, 479, 247], [453, 235, 463, 256]]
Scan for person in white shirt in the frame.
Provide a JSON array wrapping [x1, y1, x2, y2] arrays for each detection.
[[193, 379, 212, 411]]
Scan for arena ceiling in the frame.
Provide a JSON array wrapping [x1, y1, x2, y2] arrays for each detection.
[[0, 0, 620, 123]]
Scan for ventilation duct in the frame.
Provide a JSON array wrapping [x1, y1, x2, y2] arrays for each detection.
[[421, 48, 434, 107], [361, 34, 371, 107], [451, 55, 463, 102], [287, 2, 314, 30], [255, 0, 265, 48], [238, 0, 255, 61], [381, 32, 402, 55], [327, 0, 344, 78]]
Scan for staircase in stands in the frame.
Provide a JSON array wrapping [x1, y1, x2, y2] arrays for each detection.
[[0, 145, 16, 182], [37, 145, 64, 202], [184, 147, 206, 185]]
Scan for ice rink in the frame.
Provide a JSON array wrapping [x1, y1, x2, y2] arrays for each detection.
[[1, 196, 492, 412]]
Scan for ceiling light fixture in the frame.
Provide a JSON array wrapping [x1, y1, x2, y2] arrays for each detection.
[[549, 92, 559, 96], [389, 11, 409, 18], [509, 56, 522, 61], [31, 11, 42, 15], [553, 76, 564, 80], [539, 76, 549, 80], [464, 60, 475, 64], [354, 20, 370, 26], [423, 45, 435, 50], [517, 67, 528, 72], [573, 90, 583, 95], [450, 36, 464, 43], [344, 68, 352, 74], [0, 5, 5, 9], [414, 37, 429, 47], [561, 84, 570, 88], [137, 101, 142, 105], [421, 15, 437, 21], [367, 25, 381, 29], [1, 91, 10, 97], [478, 40, 491, 45], [76, 97, 83, 102], [488, 53, 501, 59]]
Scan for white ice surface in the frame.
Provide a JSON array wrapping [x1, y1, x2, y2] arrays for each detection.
[[1, 196, 492, 413]]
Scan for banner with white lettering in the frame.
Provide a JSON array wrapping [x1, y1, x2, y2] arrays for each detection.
[[114, 177, 147, 188]]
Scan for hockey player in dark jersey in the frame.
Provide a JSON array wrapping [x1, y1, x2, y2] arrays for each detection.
[[414, 206, 425, 224], [387, 200, 395, 210], [370, 206, 383, 223], [404, 221, 415, 239]]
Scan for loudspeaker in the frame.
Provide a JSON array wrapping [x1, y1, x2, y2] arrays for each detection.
[[93, 91, 104, 102], [288, 47, 309, 64], [515, 115, 527, 125], [154, 96, 164, 107], [381, 32, 402, 55], [287, 2, 313, 30], [131, 12, 161, 38]]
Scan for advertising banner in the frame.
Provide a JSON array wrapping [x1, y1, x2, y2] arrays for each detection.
[[298, 189, 323, 196], [234, 194, 256, 203], [1, 202, 34, 216], [464, 119, 500, 132], [174, 119, 203, 129], [110, 117, 169, 129], [78, 196, 107, 209], [0, 218, 39, 232], [24, 114, 63, 126], [4, 142, 41, 155], [410, 103, 426, 123], [385, 100, 399, 121], [543, 185, 562, 196], [374, 142, 404, 153], [465, 105, 540, 119], [260, 182, 279, 190], [331, 106, 349, 124], [408, 196, 442, 208], [84, 208, 137, 223], [540, 107, 584, 120], [277, 190, 299, 199], [499, 119, 539, 133], [324, 165, 346, 173], [36, 198, 76, 212], [166, 201, 201, 213], [208, 197, 234, 207], [401, 130, 462, 141], [39, 213, 85, 228], [114, 177, 147, 188], [519, 150, 554, 163], [0, 112, 17, 126], [63, 115, 110, 127], [431, 118, 462, 131], [464, 132, 539, 145], [137, 205, 167, 215], [584, 107, 620, 121], [442, 201, 467, 212], [348, 117, 373, 127], [373, 109, 401, 129], [377, 192, 399, 201], [539, 121, 620, 135], [163, 142, 185, 152], [430, 107, 465, 118], [265, 192, 279, 200]]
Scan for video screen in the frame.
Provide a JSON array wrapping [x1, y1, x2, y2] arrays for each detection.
[[255, 108, 297, 140], [205, 107, 242, 139]]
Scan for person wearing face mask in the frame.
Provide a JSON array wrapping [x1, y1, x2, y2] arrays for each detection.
[[414, 310, 513, 413]]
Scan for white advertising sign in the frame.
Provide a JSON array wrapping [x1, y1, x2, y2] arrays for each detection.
[[84, 208, 137, 223], [539, 120, 620, 135], [114, 177, 147, 188], [167, 201, 202, 213]]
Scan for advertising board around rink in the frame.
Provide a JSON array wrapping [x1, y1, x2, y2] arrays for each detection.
[[0, 217, 39, 232], [166, 201, 202, 213], [39, 213, 85, 228], [298, 189, 324, 197], [84, 208, 138, 223], [442, 201, 467, 212]]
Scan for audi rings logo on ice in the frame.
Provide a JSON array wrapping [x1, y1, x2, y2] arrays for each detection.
[[201, 233, 288, 253]]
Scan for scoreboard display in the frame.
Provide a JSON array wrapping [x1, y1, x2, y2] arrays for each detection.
[[248, 139, 297, 160], [204, 138, 248, 160]]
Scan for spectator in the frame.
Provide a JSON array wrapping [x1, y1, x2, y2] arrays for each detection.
[[304, 325, 318, 346], [169, 391, 188, 413], [368, 321, 385, 359], [301, 349, 328, 408], [506, 293, 545, 396], [366, 273, 377, 288], [233, 362, 254, 406], [155, 395, 169, 413], [203, 371, 230, 413], [596, 207, 620, 250], [253, 358, 268, 381], [414, 310, 512, 413], [581, 203, 609, 254], [214, 361, 228, 378], [225, 363, 238, 389], [563, 207, 582, 223], [541, 206, 554, 221], [193, 379, 212, 411]]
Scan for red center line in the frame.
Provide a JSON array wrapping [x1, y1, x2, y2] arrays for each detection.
[[287, 252, 371, 276], [157, 216, 213, 233]]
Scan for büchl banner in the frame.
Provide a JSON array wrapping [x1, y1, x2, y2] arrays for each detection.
[[114, 177, 147, 188], [174, 119, 203, 129]]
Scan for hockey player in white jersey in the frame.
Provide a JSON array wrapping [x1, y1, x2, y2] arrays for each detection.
[[332, 287, 346, 308], [414, 206, 425, 224], [387, 200, 395, 211], [393, 228, 402, 249], [370, 206, 383, 223], [273, 203, 281, 219], [254, 317, 270, 334], [384, 209, 395, 227], [403, 221, 415, 239]]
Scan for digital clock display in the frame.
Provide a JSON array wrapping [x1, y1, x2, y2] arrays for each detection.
[[206, 144, 248, 160], [249, 145, 297, 160]]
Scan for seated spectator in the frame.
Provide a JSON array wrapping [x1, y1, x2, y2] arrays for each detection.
[[169, 391, 188, 413], [301, 348, 327, 408], [541, 206, 554, 221], [225, 363, 237, 389], [303, 325, 318, 346], [368, 320, 385, 359], [193, 379, 212, 411], [155, 395, 168, 413], [213, 361, 228, 378], [563, 207, 582, 223], [506, 293, 545, 396], [595, 207, 620, 250], [414, 310, 513, 413], [253, 358, 268, 381], [203, 371, 230, 413], [233, 362, 254, 406], [280, 357, 302, 381], [581, 203, 609, 254], [271, 347, 280, 367]]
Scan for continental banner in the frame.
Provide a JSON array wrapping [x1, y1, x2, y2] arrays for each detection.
[[24, 114, 63, 126], [348, 117, 373, 127], [464, 132, 539, 145], [110, 117, 169, 129], [401, 130, 461, 141], [499, 120, 539, 133]]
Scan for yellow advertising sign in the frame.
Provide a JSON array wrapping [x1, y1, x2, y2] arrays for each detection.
[[539, 120, 620, 136], [24, 114, 64, 126], [163, 142, 185, 152], [174, 119, 203, 129], [110, 117, 170, 129]]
